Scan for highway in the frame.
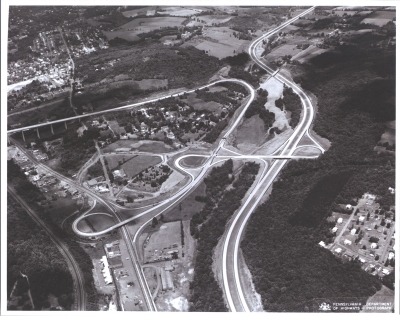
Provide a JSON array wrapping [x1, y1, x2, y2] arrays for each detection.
[[7, 6, 324, 312], [221, 6, 323, 312], [9, 138, 156, 312], [8, 187, 86, 311]]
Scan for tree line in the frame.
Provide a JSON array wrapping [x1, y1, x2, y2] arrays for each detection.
[[189, 160, 260, 311], [241, 34, 395, 311]]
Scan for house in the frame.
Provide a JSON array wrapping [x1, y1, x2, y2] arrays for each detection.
[[388, 252, 395, 260], [334, 248, 342, 253], [344, 239, 352, 245], [337, 218, 343, 224], [332, 227, 338, 233], [351, 228, 356, 235], [370, 243, 377, 249], [113, 169, 126, 178], [345, 204, 352, 210], [100, 256, 113, 285], [318, 241, 326, 248], [359, 216, 365, 222], [382, 268, 390, 275]]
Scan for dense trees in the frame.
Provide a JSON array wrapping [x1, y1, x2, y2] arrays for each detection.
[[242, 35, 395, 312], [281, 86, 302, 128], [189, 160, 259, 311], [228, 66, 259, 88], [7, 197, 74, 310], [203, 119, 228, 143], [245, 94, 275, 130]]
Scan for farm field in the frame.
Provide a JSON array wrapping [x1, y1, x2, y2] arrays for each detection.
[[121, 7, 155, 17], [361, 286, 394, 312], [292, 146, 322, 156], [163, 181, 206, 222], [333, 10, 358, 16], [102, 140, 173, 153], [123, 155, 162, 178], [292, 46, 330, 64], [362, 11, 395, 26], [158, 7, 204, 17], [192, 26, 250, 58], [135, 79, 168, 90], [265, 44, 302, 62], [119, 16, 186, 31], [104, 154, 162, 178]]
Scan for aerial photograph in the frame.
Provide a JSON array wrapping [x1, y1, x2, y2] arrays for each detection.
[[2, 1, 396, 314]]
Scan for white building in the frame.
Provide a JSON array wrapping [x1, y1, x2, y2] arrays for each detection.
[[337, 218, 343, 224], [344, 239, 352, 245], [370, 243, 377, 249], [350, 228, 357, 235], [332, 227, 338, 233], [345, 204, 352, 210], [100, 256, 113, 285]]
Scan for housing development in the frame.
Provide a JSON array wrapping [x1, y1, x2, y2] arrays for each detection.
[[4, 3, 396, 314]]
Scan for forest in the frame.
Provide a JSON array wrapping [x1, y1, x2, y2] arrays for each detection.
[[241, 32, 395, 311], [245, 89, 275, 130], [7, 196, 74, 310], [7, 159, 99, 310], [189, 160, 259, 311]]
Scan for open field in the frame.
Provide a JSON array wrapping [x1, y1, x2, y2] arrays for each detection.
[[180, 156, 207, 168], [292, 146, 322, 156], [192, 26, 250, 58], [158, 7, 204, 17], [102, 30, 141, 41], [104, 154, 132, 170], [47, 197, 79, 226], [362, 11, 395, 26], [186, 93, 223, 114], [235, 115, 265, 151], [121, 7, 155, 17], [123, 155, 162, 178], [77, 219, 92, 233], [103, 140, 174, 153], [333, 10, 358, 16], [135, 79, 168, 90], [104, 154, 161, 177], [292, 46, 330, 64], [144, 221, 182, 262], [265, 44, 302, 62], [119, 16, 186, 31], [163, 181, 206, 222], [86, 213, 116, 232], [192, 15, 233, 26], [160, 170, 186, 193], [108, 120, 126, 135]]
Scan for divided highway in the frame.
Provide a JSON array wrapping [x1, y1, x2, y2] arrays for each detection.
[[7, 6, 324, 312], [222, 6, 323, 312]]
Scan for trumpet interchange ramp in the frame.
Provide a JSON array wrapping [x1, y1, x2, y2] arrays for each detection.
[[9, 6, 324, 312]]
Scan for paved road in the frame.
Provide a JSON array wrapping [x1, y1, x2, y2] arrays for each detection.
[[8, 187, 86, 311], [222, 6, 324, 312], [9, 138, 156, 312], [7, 78, 253, 134]]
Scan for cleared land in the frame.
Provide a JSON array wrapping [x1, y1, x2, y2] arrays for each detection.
[[362, 11, 395, 26], [104, 154, 162, 178], [180, 156, 207, 168], [235, 115, 265, 153], [158, 7, 204, 17], [193, 26, 250, 58], [119, 16, 186, 32], [135, 79, 168, 90], [292, 46, 329, 64], [103, 140, 173, 153], [163, 181, 206, 222], [265, 44, 302, 63]]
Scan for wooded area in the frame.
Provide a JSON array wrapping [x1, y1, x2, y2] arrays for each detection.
[[242, 33, 395, 311], [189, 160, 259, 311]]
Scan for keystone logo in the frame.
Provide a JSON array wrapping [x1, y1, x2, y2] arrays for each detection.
[[319, 302, 331, 311]]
